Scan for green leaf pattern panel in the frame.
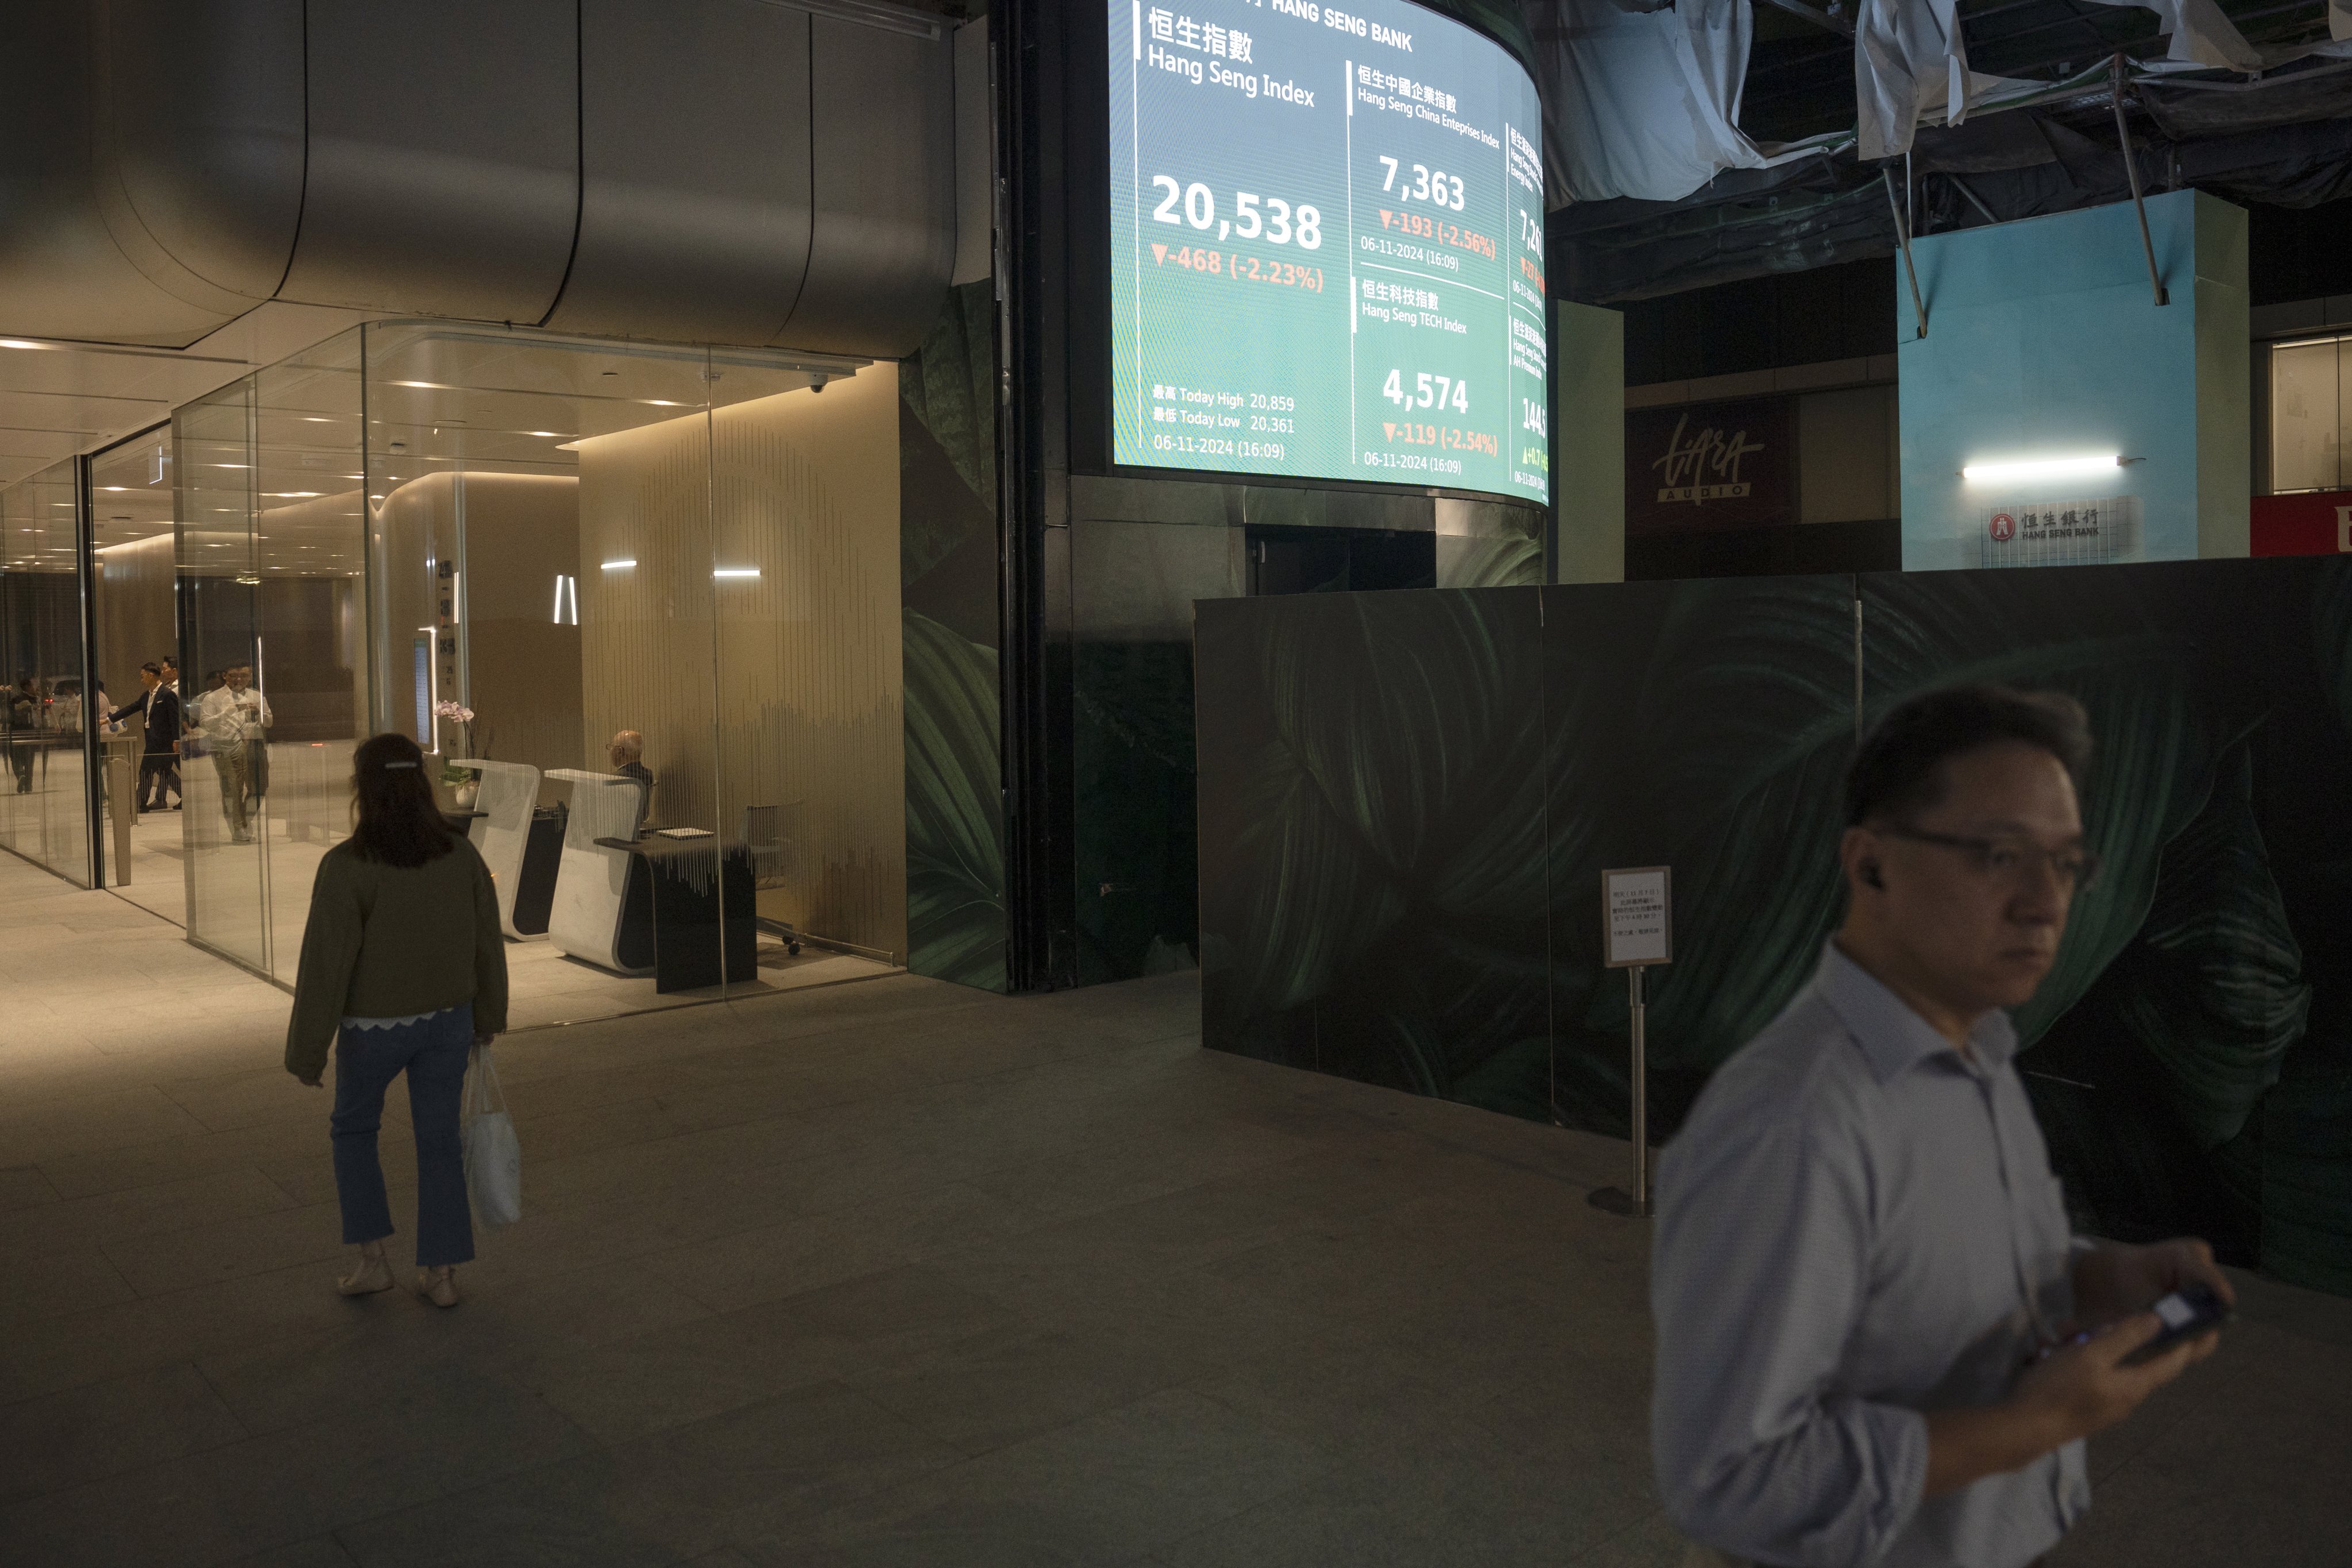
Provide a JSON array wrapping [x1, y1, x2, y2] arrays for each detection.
[[1198, 560, 2352, 1294]]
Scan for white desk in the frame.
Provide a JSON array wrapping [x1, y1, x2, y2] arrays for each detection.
[[544, 768, 651, 975], [453, 758, 543, 941]]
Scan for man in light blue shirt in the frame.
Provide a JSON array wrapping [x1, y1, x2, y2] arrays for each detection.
[[1651, 685, 2233, 1568]]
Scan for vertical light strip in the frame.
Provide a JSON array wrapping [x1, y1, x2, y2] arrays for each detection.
[[420, 625, 439, 753]]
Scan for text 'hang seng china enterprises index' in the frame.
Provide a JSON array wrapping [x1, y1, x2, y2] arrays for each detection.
[[1109, 0, 1548, 504]]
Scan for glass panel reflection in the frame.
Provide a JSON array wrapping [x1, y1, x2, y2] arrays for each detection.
[[254, 336, 368, 981], [176, 382, 270, 970], [91, 430, 186, 917], [2272, 339, 2343, 495], [0, 459, 91, 887]]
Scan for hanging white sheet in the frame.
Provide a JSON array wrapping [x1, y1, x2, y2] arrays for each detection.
[[1529, 0, 1810, 204]]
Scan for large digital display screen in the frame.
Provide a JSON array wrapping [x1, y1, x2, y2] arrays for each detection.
[[1108, 0, 1548, 503]]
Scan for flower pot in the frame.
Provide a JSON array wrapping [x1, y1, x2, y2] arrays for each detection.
[[453, 782, 479, 810]]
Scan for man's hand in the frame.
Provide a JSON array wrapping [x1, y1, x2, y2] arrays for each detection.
[[294, 1071, 322, 1088], [2010, 1310, 2216, 1444], [2072, 1238, 2236, 1331], [1923, 1311, 2217, 1497]]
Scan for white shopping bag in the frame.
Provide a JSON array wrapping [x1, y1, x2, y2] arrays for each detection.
[[461, 1044, 522, 1228]]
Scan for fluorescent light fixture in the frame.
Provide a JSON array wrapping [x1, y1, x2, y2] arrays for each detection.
[[264, 491, 323, 499], [100, 486, 129, 492], [524, 431, 570, 439], [601, 559, 636, 570], [0, 338, 51, 350], [1959, 454, 2123, 485], [640, 399, 688, 407], [713, 567, 761, 579]]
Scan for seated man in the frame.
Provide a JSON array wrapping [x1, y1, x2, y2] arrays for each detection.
[[609, 729, 654, 835]]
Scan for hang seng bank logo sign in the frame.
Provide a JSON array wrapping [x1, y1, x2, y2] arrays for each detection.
[[1977, 496, 2144, 568]]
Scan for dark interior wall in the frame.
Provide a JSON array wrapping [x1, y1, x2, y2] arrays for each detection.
[[1627, 518, 1902, 580], [255, 577, 355, 743], [1620, 257, 1898, 386], [0, 571, 79, 686], [2248, 197, 2352, 308], [1195, 562, 2352, 1297]]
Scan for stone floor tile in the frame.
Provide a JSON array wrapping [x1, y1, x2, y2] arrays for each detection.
[[735, 1388, 1334, 1568], [0, 1243, 138, 1329], [1, 850, 2346, 1568], [0, 1360, 251, 1502]]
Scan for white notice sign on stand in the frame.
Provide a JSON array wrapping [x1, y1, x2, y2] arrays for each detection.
[[1603, 867, 1673, 968]]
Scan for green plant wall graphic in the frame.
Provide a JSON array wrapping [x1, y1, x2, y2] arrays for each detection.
[[1197, 561, 2352, 1295], [902, 281, 1007, 990]]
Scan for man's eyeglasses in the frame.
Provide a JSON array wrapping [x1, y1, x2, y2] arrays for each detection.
[[1880, 825, 2101, 892]]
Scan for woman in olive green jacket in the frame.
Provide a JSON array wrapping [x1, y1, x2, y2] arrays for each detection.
[[287, 732, 508, 1307]]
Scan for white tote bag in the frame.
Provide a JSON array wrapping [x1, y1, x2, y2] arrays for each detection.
[[461, 1044, 523, 1228]]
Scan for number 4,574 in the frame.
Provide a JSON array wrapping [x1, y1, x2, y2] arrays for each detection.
[[1382, 370, 1469, 412]]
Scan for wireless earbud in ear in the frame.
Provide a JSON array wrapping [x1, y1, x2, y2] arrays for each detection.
[[1861, 862, 1885, 890]]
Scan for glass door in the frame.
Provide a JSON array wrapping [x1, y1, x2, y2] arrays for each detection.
[[90, 427, 186, 917], [176, 381, 271, 972]]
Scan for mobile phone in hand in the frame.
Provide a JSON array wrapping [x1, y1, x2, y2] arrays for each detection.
[[2118, 1283, 2231, 1366]]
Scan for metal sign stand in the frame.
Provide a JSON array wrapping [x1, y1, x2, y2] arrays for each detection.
[[1589, 965, 1651, 1217], [1591, 866, 1671, 1219]]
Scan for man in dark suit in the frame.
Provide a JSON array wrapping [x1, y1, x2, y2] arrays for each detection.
[[105, 661, 184, 812]]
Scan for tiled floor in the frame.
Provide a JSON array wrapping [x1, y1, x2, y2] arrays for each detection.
[[1, 847, 2346, 1566]]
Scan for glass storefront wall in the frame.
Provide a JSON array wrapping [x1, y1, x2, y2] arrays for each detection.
[[0, 459, 91, 887], [172, 335, 369, 972], [90, 427, 184, 912], [152, 320, 905, 1018]]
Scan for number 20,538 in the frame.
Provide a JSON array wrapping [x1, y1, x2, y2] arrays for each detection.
[[1150, 177, 1323, 249]]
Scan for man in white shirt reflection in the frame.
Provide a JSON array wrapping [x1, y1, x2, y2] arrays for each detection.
[[192, 663, 272, 844]]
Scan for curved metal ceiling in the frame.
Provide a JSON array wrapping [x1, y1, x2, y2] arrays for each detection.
[[0, 0, 959, 358]]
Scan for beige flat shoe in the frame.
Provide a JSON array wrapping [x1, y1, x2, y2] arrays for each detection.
[[337, 1255, 395, 1296], [418, 1268, 460, 1308]]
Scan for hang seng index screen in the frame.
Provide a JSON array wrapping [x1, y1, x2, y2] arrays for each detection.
[[1107, 0, 1548, 504]]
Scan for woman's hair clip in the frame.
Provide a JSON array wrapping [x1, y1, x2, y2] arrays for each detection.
[[383, 760, 419, 770]]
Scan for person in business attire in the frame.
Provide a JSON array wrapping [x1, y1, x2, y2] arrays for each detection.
[[5, 675, 39, 794], [1651, 685, 2232, 1568], [107, 662, 184, 812], [609, 728, 655, 835], [237, 665, 271, 810], [285, 732, 508, 1308], [52, 676, 106, 735], [190, 662, 271, 844]]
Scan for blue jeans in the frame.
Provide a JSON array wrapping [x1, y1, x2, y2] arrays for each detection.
[[331, 1003, 476, 1269]]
